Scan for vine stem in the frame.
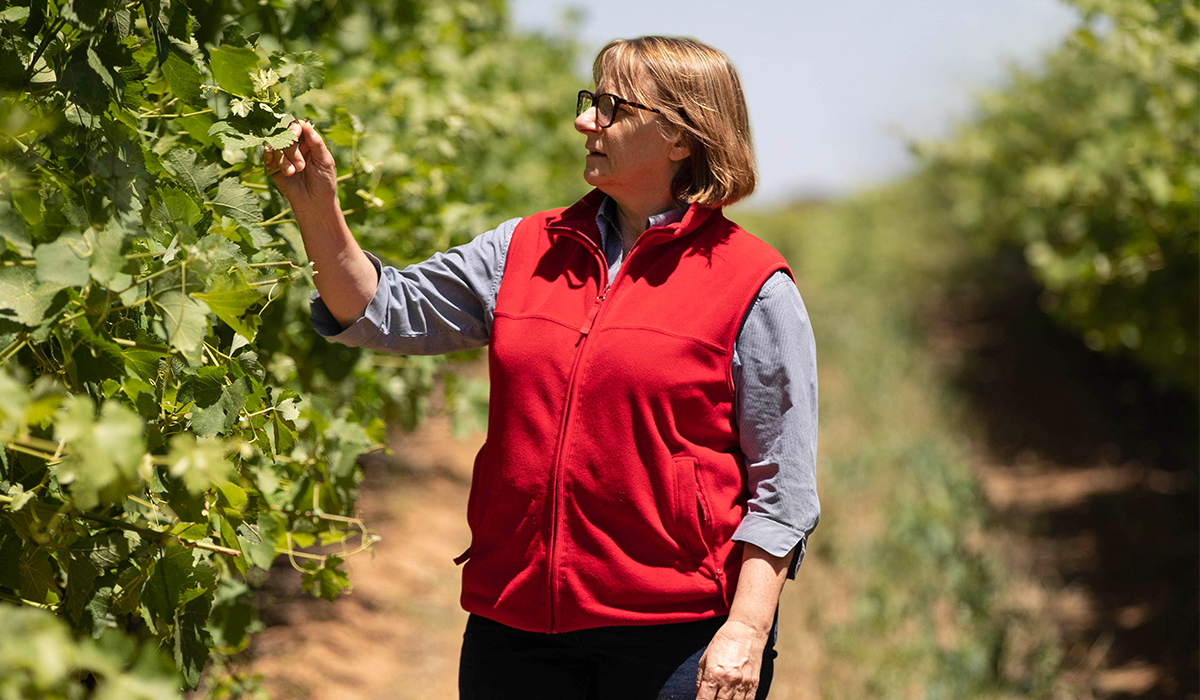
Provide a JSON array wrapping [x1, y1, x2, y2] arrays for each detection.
[[187, 540, 242, 557], [261, 208, 293, 226], [0, 338, 28, 365], [124, 250, 170, 260], [137, 108, 214, 120], [247, 274, 299, 289], [4, 443, 59, 463], [24, 18, 66, 83], [120, 261, 182, 294], [247, 260, 302, 269], [0, 591, 51, 609]]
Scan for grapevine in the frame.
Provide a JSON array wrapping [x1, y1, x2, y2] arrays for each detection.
[[0, 0, 586, 695]]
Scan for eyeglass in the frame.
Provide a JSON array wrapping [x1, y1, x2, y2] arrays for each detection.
[[577, 90, 662, 128]]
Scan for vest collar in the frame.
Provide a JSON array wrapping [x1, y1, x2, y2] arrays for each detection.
[[546, 189, 717, 249]]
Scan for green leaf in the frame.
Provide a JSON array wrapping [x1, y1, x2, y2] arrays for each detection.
[[206, 121, 258, 150], [178, 366, 226, 408], [169, 521, 208, 541], [63, 0, 112, 30], [34, 235, 92, 287], [175, 110, 217, 147], [208, 178, 263, 228], [240, 511, 282, 570], [110, 562, 149, 617], [0, 200, 32, 256], [91, 138, 148, 215], [164, 148, 219, 196], [215, 480, 247, 511], [60, 48, 110, 111], [55, 396, 145, 509], [18, 547, 58, 604], [276, 397, 300, 422], [193, 275, 261, 341], [166, 432, 230, 492], [209, 46, 258, 98], [4, 483, 34, 511], [0, 262, 66, 327], [301, 555, 350, 601], [89, 219, 134, 285], [154, 186, 203, 244], [261, 125, 299, 150], [325, 108, 363, 148], [71, 334, 126, 385], [142, 542, 194, 621], [62, 550, 99, 623], [284, 51, 325, 96], [0, 43, 25, 90], [0, 7, 30, 23], [154, 290, 210, 359], [0, 521, 22, 589], [207, 118, 298, 152], [190, 375, 251, 438], [87, 46, 118, 93], [175, 585, 214, 689], [167, 1, 193, 42], [162, 46, 203, 109], [207, 578, 255, 651], [74, 530, 142, 570]]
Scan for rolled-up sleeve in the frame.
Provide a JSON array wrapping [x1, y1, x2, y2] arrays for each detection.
[[730, 271, 820, 579], [309, 217, 520, 354]]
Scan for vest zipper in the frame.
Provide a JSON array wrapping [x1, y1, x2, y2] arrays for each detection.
[[544, 225, 673, 632], [545, 232, 607, 632], [578, 286, 608, 335]]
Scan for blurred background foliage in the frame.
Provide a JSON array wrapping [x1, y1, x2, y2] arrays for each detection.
[[917, 0, 1198, 395], [0, 0, 1194, 697]]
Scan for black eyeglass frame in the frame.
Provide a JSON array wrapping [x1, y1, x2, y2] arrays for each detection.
[[577, 90, 662, 128]]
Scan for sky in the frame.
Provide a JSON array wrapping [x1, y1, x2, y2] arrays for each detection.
[[509, 0, 1083, 204]]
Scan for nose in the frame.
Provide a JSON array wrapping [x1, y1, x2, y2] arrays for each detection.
[[575, 107, 601, 134]]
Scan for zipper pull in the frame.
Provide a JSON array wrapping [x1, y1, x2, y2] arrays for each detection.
[[579, 287, 608, 336]]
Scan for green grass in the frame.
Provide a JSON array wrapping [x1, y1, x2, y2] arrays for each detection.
[[731, 178, 1063, 699]]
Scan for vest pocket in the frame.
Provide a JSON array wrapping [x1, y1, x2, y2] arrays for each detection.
[[671, 456, 712, 569]]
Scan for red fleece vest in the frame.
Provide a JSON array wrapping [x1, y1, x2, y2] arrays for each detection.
[[460, 190, 791, 633]]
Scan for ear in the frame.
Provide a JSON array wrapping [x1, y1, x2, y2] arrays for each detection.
[[668, 136, 691, 163]]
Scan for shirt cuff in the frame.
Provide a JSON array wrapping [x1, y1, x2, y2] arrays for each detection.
[[732, 513, 808, 580], [308, 250, 385, 343]]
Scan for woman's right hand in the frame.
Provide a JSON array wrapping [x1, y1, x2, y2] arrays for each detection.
[[265, 119, 340, 217]]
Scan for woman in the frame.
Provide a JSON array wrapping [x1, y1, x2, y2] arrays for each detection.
[[267, 36, 819, 700]]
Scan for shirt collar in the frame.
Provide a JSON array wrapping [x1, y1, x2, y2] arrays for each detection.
[[597, 195, 687, 248]]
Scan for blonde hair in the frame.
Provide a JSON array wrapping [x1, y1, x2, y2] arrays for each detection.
[[593, 36, 756, 207]]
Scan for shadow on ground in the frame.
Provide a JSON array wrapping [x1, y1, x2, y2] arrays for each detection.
[[928, 249, 1199, 699]]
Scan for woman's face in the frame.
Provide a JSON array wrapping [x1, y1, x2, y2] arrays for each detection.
[[574, 75, 690, 206]]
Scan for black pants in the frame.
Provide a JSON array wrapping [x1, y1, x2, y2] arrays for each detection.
[[459, 613, 777, 700]]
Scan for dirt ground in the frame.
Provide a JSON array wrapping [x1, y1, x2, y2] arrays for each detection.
[[926, 253, 1198, 699]]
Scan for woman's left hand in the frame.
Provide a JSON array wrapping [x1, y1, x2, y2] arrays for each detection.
[[695, 619, 768, 700]]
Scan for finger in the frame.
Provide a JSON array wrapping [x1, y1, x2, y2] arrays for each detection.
[[299, 120, 333, 163], [278, 121, 304, 163], [695, 676, 719, 700], [285, 144, 306, 174], [264, 149, 283, 177]]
